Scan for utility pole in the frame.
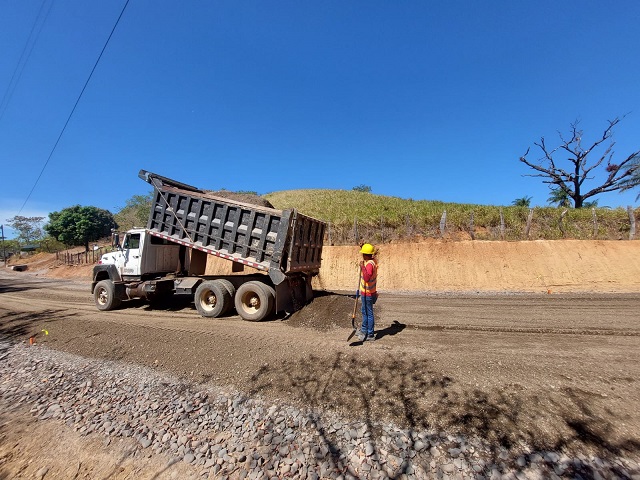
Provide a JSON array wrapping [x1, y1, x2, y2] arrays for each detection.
[[1, 225, 6, 267]]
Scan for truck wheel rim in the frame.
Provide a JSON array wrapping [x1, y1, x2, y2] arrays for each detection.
[[97, 288, 108, 305], [241, 292, 260, 313], [200, 289, 217, 311]]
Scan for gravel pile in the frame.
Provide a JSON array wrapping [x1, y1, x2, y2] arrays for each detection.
[[1, 343, 638, 480]]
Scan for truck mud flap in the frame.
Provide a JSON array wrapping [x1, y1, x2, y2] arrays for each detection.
[[275, 275, 313, 315]]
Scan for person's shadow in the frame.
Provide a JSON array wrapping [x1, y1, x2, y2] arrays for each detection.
[[375, 320, 406, 340], [349, 320, 406, 346]]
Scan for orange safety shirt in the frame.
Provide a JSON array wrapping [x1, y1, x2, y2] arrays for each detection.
[[359, 259, 378, 296]]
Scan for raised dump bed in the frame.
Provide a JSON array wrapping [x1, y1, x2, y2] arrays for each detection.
[[92, 170, 326, 321]]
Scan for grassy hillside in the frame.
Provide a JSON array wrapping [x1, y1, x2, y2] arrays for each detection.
[[265, 189, 638, 243], [112, 189, 637, 244]]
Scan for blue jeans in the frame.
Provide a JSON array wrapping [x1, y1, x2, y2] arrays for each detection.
[[361, 295, 375, 337]]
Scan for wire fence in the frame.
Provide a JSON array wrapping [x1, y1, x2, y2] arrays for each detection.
[[324, 206, 638, 245], [56, 246, 114, 265]]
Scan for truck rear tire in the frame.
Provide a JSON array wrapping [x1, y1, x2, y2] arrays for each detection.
[[195, 280, 230, 318], [258, 283, 275, 315], [94, 280, 122, 311], [215, 279, 236, 314], [235, 281, 274, 321]]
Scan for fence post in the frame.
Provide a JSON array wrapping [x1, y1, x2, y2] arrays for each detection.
[[328, 221, 332, 245], [559, 209, 568, 237], [499, 208, 505, 240], [628, 206, 636, 240], [469, 212, 475, 240], [525, 208, 534, 239], [380, 215, 384, 244], [439, 211, 446, 238], [353, 217, 359, 244], [592, 208, 598, 238]]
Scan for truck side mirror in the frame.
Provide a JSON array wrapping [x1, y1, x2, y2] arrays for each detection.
[[113, 233, 120, 248]]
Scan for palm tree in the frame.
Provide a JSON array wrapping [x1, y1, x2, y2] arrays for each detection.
[[511, 196, 532, 207], [547, 188, 572, 208], [619, 155, 640, 201]]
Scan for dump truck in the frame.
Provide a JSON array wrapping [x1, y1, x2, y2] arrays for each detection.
[[91, 170, 325, 321]]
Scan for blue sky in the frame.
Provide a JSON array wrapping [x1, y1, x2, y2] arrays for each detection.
[[1, 1, 639, 238]]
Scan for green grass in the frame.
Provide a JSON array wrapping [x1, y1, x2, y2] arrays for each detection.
[[110, 189, 637, 243], [265, 189, 639, 242]]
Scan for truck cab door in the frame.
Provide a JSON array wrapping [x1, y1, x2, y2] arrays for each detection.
[[122, 233, 142, 277]]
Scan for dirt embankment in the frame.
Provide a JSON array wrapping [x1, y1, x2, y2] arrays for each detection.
[[10, 240, 640, 294], [314, 240, 640, 293]]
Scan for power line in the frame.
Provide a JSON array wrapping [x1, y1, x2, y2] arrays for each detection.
[[0, 0, 54, 124], [18, 0, 131, 215]]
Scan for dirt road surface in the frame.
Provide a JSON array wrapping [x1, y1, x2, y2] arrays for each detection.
[[1, 267, 639, 478]]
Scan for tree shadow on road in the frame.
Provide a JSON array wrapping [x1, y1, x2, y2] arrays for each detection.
[[0, 309, 70, 343], [0, 275, 75, 294], [0, 283, 39, 294], [247, 352, 640, 477]]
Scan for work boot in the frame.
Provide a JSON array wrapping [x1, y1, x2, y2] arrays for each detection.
[[366, 334, 376, 342], [356, 331, 366, 342]]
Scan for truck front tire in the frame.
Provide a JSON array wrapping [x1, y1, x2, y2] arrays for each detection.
[[94, 280, 122, 311]]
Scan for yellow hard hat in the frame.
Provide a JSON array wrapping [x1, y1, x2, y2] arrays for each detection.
[[360, 243, 375, 255]]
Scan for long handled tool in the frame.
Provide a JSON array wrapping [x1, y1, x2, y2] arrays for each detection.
[[347, 270, 361, 341]]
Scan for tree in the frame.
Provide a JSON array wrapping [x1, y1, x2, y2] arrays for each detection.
[[519, 117, 640, 208], [352, 184, 372, 193], [45, 205, 117, 251], [39, 235, 66, 253], [114, 193, 153, 231], [511, 196, 532, 207], [5, 216, 45, 245], [1, 238, 20, 260]]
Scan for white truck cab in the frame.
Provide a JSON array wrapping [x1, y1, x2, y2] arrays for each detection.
[[99, 228, 181, 280]]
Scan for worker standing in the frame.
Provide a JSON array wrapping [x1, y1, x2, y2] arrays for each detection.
[[357, 243, 378, 342]]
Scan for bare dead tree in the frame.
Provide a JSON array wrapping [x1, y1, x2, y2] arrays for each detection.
[[519, 117, 640, 208]]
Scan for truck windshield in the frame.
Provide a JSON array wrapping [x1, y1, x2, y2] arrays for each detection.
[[123, 233, 141, 249]]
